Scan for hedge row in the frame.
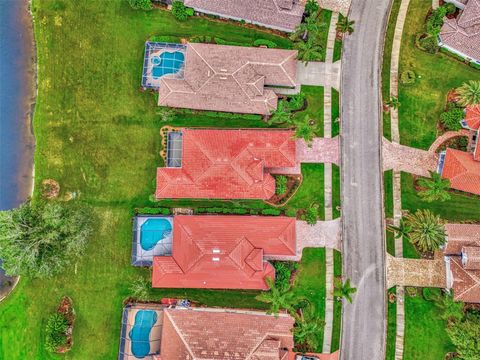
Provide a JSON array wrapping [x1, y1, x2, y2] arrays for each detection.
[[195, 207, 282, 216], [136, 207, 171, 215]]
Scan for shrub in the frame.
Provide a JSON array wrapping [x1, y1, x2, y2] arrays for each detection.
[[261, 209, 281, 216], [45, 313, 68, 352], [400, 69, 416, 85], [214, 37, 250, 47], [426, 6, 447, 37], [440, 107, 464, 130], [304, 0, 319, 15], [285, 208, 298, 218], [189, 35, 213, 43], [470, 61, 480, 70], [418, 35, 439, 54], [253, 39, 278, 48], [273, 261, 298, 290], [136, 207, 171, 215], [171, 1, 191, 21], [444, 3, 457, 15], [150, 35, 181, 43], [287, 92, 306, 111], [276, 176, 288, 195], [127, 0, 152, 10], [305, 206, 318, 225]]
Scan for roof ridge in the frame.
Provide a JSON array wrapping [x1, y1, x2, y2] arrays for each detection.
[[164, 310, 197, 359], [175, 221, 206, 273], [275, 219, 297, 255]]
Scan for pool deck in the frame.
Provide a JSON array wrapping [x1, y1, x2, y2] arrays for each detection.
[[119, 304, 164, 360], [132, 216, 173, 266], [142, 42, 186, 89]]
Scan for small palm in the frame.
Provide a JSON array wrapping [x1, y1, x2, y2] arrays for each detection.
[[293, 305, 324, 350], [456, 80, 480, 106], [404, 209, 446, 252], [417, 171, 451, 202], [334, 278, 357, 303], [336, 16, 355, 34], [388, 218, 412, 240], [256, 277, 298, 316]]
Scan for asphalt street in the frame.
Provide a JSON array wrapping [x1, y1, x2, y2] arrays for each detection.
[[340, 1, 392, 359]]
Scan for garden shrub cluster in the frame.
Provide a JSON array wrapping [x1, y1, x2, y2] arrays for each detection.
[[150, 35, 181, 43], [195, 207, 281, 216], [285, 208, 298, 218], [273, 261, 299, 290], [261, 208, 282, 216], [426, 6, 447, 37], [177, 108, 262, 121], [276, 175, 288, 195], [214, 37, 250, 47], [304, 206, 318, 225], [127, 0, 152, 10], [253, 39, 278, 48], [440, 104, 464, 131], [400, 69, 416, 85], [171, 1, 194, 21], [135, 207, 171, 215], [45, 313, 69, 353]]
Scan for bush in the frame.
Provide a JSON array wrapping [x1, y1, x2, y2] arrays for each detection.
[[285, 208, 298, 218], [418, 35, 439, 54], [45, 313, 68, 352], [261, 209, 281, 216], [171, 1, 191, 21], [305, 206, 318, 225], [150, 35, 181, 43], [253, 39, 278, 48], [214, 37, 250, 47], [127, 0, 152, 10], [189, 35, 213, 43], [470, 61, 480, 70], [440, 107, 465, 130], [273, 261, 298, 290], [287, 92, 306, 111], [276, 175, 288, 195], [136, 207, 171, 215], [426, 6, 447, 37], [444, 3, 457, 15], [400, 69, 416, 85]]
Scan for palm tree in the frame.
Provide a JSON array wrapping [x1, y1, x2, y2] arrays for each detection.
[[256, 277, 299, 316], [290, 11, 320, 41], [385, 96, 400, 110], [334, 278, 357, 303], [295, 117, 315, 145], [304, 0, 319, 16], [387, 218, 412, 240], [268, 101, 292, 125], [295, 37, 323, 64], [404, 209, 446, 252], [417, 171, 451, 202], [292, 304, 324, 351], [336, 16, 355, 35], [456, 80, 480, 106]]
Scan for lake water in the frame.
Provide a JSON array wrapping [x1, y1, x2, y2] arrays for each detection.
[[0, 0, 35, 211]]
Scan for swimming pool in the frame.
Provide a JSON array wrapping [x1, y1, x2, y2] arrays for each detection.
[[151, 51, 185, 78], [140, 218, 172, 251], [129, 310, 158, 358]]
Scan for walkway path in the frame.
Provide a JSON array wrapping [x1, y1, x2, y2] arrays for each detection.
[[389, 0, 411, 359], [322, 11, 339, 355], [428, 129, 471, 152], [297, 137, 340, 165], [383, 138, 438, 177]]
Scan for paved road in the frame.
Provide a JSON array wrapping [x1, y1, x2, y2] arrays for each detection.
[[339, 1, 392, 359]]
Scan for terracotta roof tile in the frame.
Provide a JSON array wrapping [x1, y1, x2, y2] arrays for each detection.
[[445, 223, 480, 254], [465, 105, 480, 130], [462, 246, 480, 270], [156, 129, 296, 200], [441, 148, 480, 195], [152, 216, 296, 289], [449, 256, 480, 303], [157, 43, 297, 115], [160, 308, 294, 360], [183, 0, 305, 32]]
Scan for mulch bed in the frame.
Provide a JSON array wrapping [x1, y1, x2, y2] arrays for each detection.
[[41, 179, 60, 199], [56, 297, 75, 353], [268, 175, 301, 206]]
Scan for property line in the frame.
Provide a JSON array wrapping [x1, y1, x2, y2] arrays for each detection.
[[322, 11, 339, 354], [389, 0, 411, 359]]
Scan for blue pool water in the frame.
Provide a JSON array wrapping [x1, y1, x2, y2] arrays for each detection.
[[140, 218, 172, 251], [151, 51, 184, 78], [129, 310, 158, 358]]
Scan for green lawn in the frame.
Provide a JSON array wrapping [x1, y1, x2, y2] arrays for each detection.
[[385, 288, 397, 360], [294, 85, 325, 137], [330, 250, 342, 352], [404, 288, 455, 360], [398, 0, 479, 149], [0, 1, 329, 358]]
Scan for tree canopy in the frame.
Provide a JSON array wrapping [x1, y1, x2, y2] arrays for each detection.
[[0, 201, 93, 278]]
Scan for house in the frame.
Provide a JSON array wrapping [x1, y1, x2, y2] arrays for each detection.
[[156, 128, 298, 200], [439, 0, 480, 64], [183, 0, 306, 33], [144, 42, 298, 115], [119, 304, 295, 360], [438, 105, 480, 195], [444, 223, 480, 303], [143, 215, 297, 290]]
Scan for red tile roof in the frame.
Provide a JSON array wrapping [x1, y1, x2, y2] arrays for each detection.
[[449, 256, 480, 303], [441, 148, 480, 195], [465, 105, 480, 130], [160, 308, 295, 359], [158, 43, 298, 115], [156, 129, 296, 200], [445, 223, 480, 254], [152, 215, 296, 290], [184, 0, 305, 32]]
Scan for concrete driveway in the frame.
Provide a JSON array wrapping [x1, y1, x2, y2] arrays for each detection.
[[340, 1, 392, 359]]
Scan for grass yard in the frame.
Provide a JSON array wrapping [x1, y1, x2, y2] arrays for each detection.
[[398, 0, 479, 150], [330, 250, 342, 352], [403, 288, 455, 360], [0, 1, 329, 358], [385, 288, 397, 360]]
